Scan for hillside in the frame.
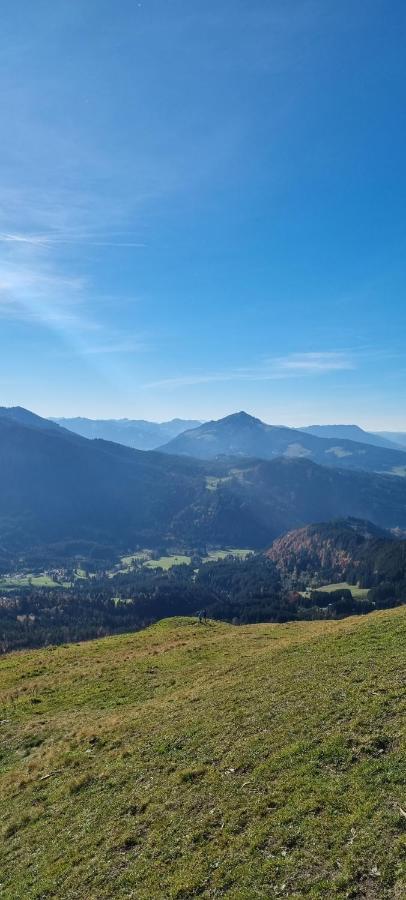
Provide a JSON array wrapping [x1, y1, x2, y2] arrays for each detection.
[[268, 518, 406, 589], [52, 416, 202, 450], [1, 609, 405, 898], [171, 457, 406, 550], [0, 413, 204, 555], [2, 411, 406, 559], [267, 519, 393, 579], [159, 412, 406, 475]]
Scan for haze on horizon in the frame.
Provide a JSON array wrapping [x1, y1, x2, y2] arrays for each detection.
[[0, 1, 405, 430]]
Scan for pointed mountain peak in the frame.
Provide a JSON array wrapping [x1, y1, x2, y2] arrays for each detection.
[[220, 411, 264, 427]]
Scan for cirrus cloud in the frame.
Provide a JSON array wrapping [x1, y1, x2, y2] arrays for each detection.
[[143, 351, 355, 389]]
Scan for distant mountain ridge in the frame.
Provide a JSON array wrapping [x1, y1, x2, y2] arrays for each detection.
[[375, 431, 406, 449], [298, 423, 401, 450], [0, 406, 63, 433], [159, 411, 406, 475], [51, 416, 203, 450], [2, 408, 406, 559]]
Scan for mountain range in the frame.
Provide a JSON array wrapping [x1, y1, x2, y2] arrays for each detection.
[[44, 410, 406, 460], [298, 423, 401, 450], [46, 411, 406, 457], [1, 407, 406, 560], [375, 431, 406, 449], [51, 415, 202, 450], [159, 411, 406, 475]]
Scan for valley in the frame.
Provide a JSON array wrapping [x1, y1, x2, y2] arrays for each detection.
[[0, 547, 253, 589], [1, 518, 405, 653]]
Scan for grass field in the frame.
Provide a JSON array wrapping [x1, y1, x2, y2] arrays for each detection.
[[316, 582, 370, 599], [203, 549, 253, 562], [144, 554, 192, 569], [74, 568, 90, 579], [0, 574, 69, 590], [1, 608, 405, 898], [120, 552, 151, 567], [300, 582, 370, 601], [119, 549, 253, 571]]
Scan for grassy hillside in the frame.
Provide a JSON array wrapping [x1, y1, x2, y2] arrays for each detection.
[[1, 610, 405, 899]]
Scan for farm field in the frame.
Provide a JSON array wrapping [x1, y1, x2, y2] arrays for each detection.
[[0, 607, 405, 898]]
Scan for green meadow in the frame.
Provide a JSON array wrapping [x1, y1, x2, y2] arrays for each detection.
[[144, 554, 192, 569], [119, 548, 253, 571], [1, 607, 405, 898], [0, 574, 70, 590], [203, 549, 253, 562], [318, 582, 370, 599]]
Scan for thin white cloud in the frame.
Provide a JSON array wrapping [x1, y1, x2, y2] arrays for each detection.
[[273, 351, 355, 372], [0, 262, 85, 326], [0, 233, 47, 246], [0, 232, 145, 248], [144, 351, 355, 390], [79, 338, 147, 355], [0, 210, 145, 356], [0, 255, 92, 329], [144, 372, 232, 389]]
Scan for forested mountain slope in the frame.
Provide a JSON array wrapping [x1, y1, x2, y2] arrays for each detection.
[[268, 518, 406, 597]]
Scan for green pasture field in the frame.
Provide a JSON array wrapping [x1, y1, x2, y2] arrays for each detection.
[[1, 607, 405, 898]]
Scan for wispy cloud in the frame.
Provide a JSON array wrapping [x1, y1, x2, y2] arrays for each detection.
[[0, 193, 145, 354], [0, 232, 145, 248], [78, 338, 147, 355], [143, 351, 355, 390], [0, 258, 90, 328], [273, 351, 355, 373]]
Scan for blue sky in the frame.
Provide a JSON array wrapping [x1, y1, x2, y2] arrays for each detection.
[[0, 0, 405, 428]]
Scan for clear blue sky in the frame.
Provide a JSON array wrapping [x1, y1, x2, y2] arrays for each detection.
[[0, 0, 405, 428]]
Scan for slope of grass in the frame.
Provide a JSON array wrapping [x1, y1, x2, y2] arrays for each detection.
[[0, 609, 405, 899]]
